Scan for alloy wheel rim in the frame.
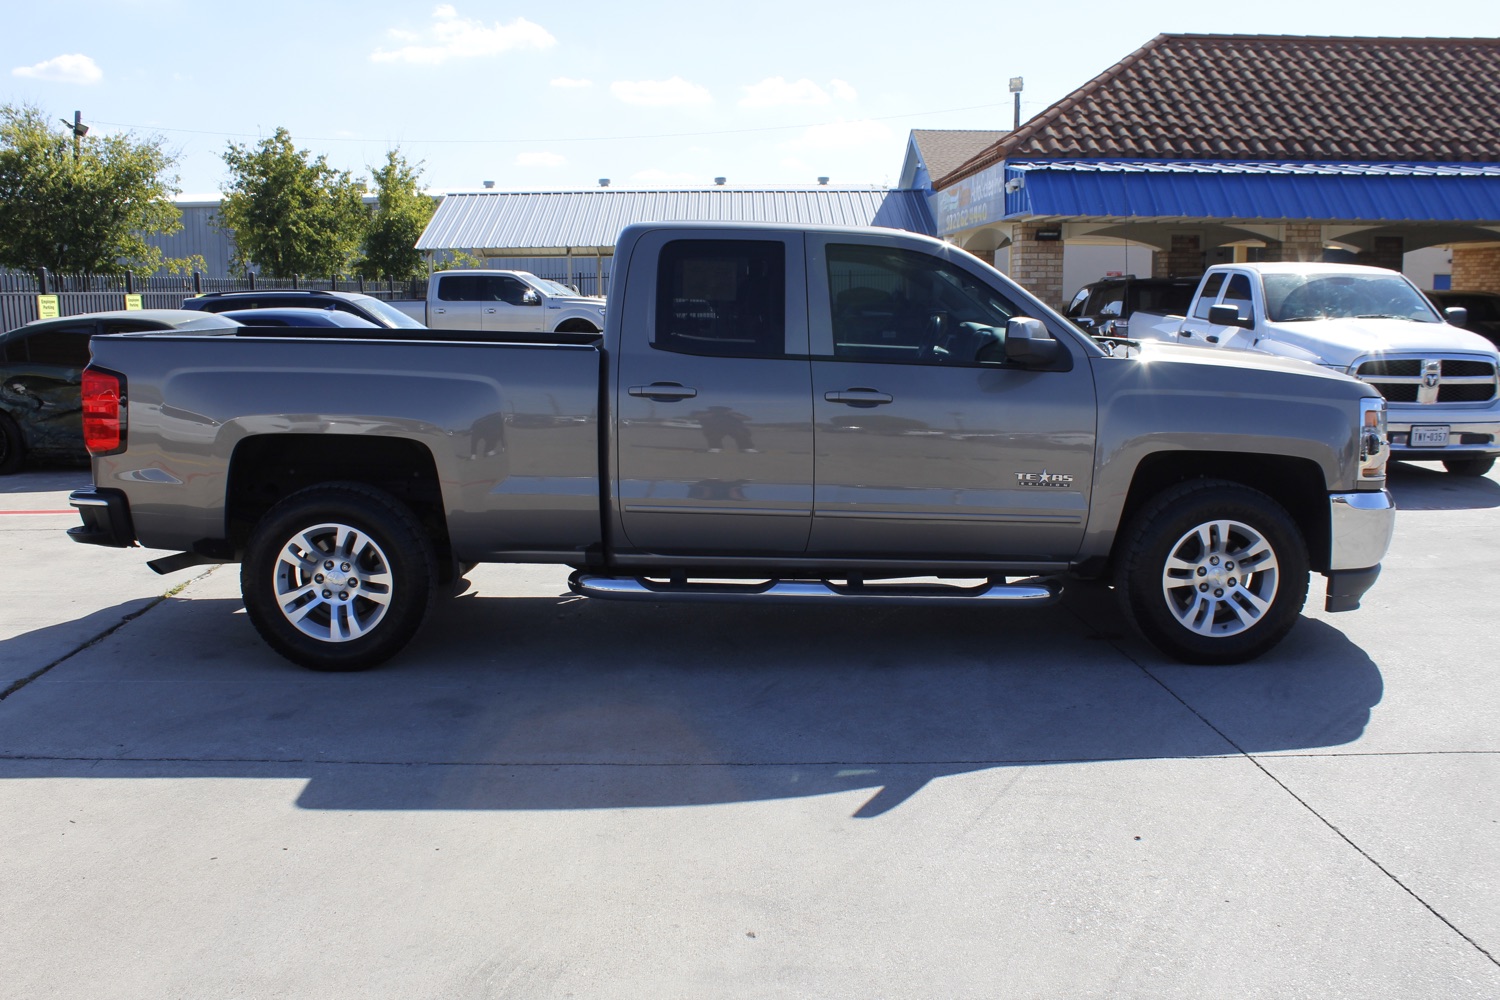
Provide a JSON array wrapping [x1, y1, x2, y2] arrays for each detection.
[[1160, 518, 1279, 637], [272, 521, 394, 642]]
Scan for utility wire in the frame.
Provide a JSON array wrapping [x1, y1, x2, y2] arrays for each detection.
[[90, 101, 1019, 146]]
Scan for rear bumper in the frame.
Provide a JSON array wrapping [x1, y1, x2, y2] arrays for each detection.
[[67, 488, 136, 548]]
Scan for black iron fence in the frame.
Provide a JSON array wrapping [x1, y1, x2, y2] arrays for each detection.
[[1, 267, 607, 334]]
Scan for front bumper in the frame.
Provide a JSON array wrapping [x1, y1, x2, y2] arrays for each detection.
[[1387, 410, 1500, 461], [1322, 489, 1395, 612], [67, 488, 136, 548]]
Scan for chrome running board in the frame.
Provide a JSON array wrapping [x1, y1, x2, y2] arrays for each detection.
[[568, 572, 1060, 607]]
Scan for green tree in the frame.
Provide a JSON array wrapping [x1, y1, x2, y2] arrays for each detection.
[[359, 149, 437, 280], [218, 127, 368, 279], [0, 103, 190, 275]]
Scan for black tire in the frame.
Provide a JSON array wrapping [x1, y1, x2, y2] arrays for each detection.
[[1116, 480, 1309, 665], [0, 411, 24, 476], [1442, 456, 1495, 477], [240, 483, 437, 671], [554, 319, 599, 333]]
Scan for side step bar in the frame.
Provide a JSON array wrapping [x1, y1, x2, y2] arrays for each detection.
[[568, 572, 1061, 607]]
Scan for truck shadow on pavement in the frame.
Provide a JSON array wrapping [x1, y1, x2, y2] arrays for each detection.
[[1387, 461, 1500, 510], [0, 587, 1384, 819]]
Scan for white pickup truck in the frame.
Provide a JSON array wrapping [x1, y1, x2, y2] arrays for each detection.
[[391, 269, 606, 332], [1129, 262, 1500, 476]]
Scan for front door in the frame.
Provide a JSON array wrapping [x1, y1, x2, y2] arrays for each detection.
[[614, 232, 814, 556], [806, 235, 1096, 562]]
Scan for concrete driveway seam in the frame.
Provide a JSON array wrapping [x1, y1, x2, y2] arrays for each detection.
[[0, 565, 221, 703], [1096, 627, 1500, 972]]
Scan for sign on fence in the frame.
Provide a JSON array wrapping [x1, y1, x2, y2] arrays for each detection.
[[36, 294, 59, 319], [125, 294, 143, 311]]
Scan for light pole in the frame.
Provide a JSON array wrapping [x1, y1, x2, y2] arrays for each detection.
[[1008, 78, 1024, 131], [59, 110, 88, 158]]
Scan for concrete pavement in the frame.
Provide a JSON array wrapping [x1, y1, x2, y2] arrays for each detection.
[[1, 461, 1497, 998]]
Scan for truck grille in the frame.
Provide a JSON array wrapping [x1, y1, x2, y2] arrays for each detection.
[[1354, 357, 1498, 405]]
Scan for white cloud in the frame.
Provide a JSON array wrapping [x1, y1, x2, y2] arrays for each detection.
[[550, 77, 591, 88], [611, 77, 712, 107], [371, 8, 555, 65], [516, 151, 566, 167], [829, 79, 857, 102], [12, 53, 102, 85], [739, 77, 856, 109], [782, 119, 892, 152]]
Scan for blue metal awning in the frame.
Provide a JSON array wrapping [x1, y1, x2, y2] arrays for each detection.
[[1003, 160, 1500, 223]]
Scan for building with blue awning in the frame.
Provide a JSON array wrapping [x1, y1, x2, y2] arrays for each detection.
[[930, 34, 1500, 309]]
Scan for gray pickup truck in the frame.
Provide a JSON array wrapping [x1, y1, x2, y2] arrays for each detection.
[[67, 222, 1395, 671]]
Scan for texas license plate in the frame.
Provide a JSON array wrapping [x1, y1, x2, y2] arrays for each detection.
[[1411, 425, 1451, 447]]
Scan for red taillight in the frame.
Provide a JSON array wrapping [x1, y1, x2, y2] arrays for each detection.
[[81, 368, 125, 455]]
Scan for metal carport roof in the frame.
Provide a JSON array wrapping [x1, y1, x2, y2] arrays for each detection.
[[415, 188, 936, 254]]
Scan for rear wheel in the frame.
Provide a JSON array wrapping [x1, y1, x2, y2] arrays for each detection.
[[241, 483, 436, 671], [1117, 480, 1309, 664], [1442, 456, 1495, 477], [0, 411, 24, 476]]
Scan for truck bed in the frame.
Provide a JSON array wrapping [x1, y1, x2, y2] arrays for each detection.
[[85, 330, 605, 559]]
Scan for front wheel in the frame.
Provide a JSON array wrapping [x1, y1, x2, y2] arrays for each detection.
[[1442, 456, 1495, 477], [1116, 481, 1309, 664], [241, 483, 437, 671]]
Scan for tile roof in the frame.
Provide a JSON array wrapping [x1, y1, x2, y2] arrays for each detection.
[[909, 130, 1008, 182], [938, 34, 1500, 186]]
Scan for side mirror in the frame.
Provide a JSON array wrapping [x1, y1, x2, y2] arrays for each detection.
[[1208, 303, 1254, 329], [1444, 305, 1469, 328], [1004, 317, 1063, 366], [522, 289, 541, 306]]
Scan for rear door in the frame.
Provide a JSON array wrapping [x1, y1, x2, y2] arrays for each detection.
[[427, 274, 488, 330], [806, 234, 1096, 561], [614, 230, 814, 556]]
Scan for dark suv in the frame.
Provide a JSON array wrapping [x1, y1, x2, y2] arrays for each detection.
[[182, 289, 426, 330], [1065, 276, 1198, 336]]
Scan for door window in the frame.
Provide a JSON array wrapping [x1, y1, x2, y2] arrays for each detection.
[[1222, 273, 1254, 315], [20, 327, 92, 366], [654, 240, 786, 358], [494, 276, 532, 305], [826, 243, 1018, 365], [436, 275, 488, 301], [1191, 273, 1226, 319]]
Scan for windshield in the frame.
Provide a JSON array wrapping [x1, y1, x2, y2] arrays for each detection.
[[356, 295, 428, 329], [1263, 272, 1441, 324]]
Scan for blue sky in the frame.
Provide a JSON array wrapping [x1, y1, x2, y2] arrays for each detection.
[[3, 1, 1497, 198]]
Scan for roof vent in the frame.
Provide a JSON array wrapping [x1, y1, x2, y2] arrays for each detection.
[[482, 180, 495, 189], [817, 176, 829, 185], [714, 177, 726, 186], [599, 178, 610, 187]]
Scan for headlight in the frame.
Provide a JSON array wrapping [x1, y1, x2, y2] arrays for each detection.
[[1359, 397, 1388, 483]]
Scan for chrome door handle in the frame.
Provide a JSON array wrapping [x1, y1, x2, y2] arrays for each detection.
[[825, 388, 893, 407], [628, 382, 698, 401]]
